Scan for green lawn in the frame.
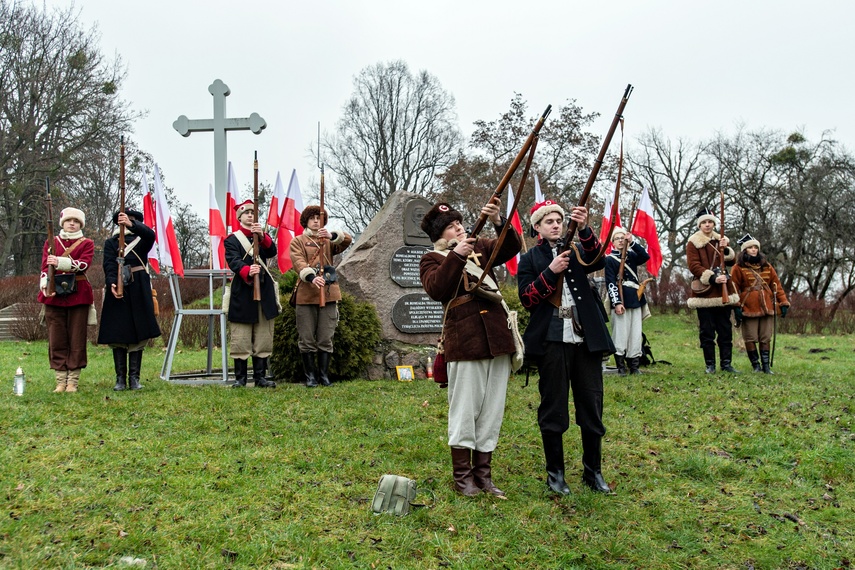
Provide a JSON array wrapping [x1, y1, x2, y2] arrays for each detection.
[[1, 313, 853, 569]]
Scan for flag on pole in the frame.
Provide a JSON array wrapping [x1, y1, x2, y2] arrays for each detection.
[[275, 169, 304, 273], [534, 173, 545, 204], [209, 183, 226, 270], [598, 192, 622, 254], [152, 164, 184, 276], [265, 171, 286, 228], [630, 186, 663, 276], [140, 170, 160, 274], [226, 161, 239, 232], [505, 183, 523, 276]]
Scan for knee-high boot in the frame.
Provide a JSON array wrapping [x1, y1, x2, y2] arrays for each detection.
[[541, 432, 570, 495], [614, 354, 627, 376], [232, 359, 248, 388], [112, 347, 128, 391], [760, 350, 774, 374], [317, 351, 332, 387], [301, 353, 318, 388], [747, 349, 761, 372], [719, 345, 739, 374], [128, 350, 144, 390], [581, 433, 611, 493], [450, 447, 481, 496], [628, 357, 643, 375], [472, 450, 504, 496], [253, 357, 276, 388], [703, 346, 717, 374]]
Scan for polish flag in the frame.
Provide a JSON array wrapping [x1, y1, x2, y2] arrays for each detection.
[[208, 184, 226, 270], [140, 170, 160, 274], [226, 161, 239, 232], [598, 192, 622, 254], [630, 186, 663, 276], [276, 169, 304, 273], [505, 183, 523, 276], [152, 164, 184, 276], [265, 172, 285, 228]]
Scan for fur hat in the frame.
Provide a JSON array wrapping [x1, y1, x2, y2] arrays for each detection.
[[234, 199, 254, 218], [530, 200, 565, 227], [421, 202, 463, 243], [59, 207, 85, 229], [112, 209, 143, 225], [696, 206, 717, 228], [299, 205, 328, 229], [737, 233, 761, 252], [611, 226, 628, 240]]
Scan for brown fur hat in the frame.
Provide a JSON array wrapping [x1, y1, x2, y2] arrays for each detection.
[[300, 205, 328, 228], [421, 202, 463, 242]]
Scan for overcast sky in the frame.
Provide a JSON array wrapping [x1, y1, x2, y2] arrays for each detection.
[[44, 0, 855, 220]]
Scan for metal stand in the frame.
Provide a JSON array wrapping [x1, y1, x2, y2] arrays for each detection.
[[160, 268, 231, 384]]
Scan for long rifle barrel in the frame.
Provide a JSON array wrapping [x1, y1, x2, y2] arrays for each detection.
[[252, 151, 261, 301], [45, 177, 56, 297], [468, 104, 552, 239], [117, 137, 126, 298]]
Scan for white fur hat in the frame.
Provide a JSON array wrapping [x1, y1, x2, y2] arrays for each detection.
[[59, 207, 85, 229]]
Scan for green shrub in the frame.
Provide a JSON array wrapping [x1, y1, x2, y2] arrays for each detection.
[[270, 272, 382, 383]]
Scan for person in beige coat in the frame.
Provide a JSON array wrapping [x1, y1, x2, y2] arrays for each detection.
[[288, 205, 353, 387]]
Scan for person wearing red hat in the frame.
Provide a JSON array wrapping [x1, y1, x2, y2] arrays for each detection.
[[37, 206, 95, 393], [518, 200, 615, 495], [419, 198, 522, 497], [224, 199, 279, 388]]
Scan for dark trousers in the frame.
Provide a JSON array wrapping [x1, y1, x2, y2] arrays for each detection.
[[45, 304, 89, 370], [536, 341, 605, 438], [696, 306, 733, 350]]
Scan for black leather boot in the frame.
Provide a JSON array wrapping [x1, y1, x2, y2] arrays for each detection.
[[451, 447, 481, 496], [628, 357, 642, 375], [128, 350, 144, 390], [472, 450, 504, 496], [581, 433, 611, 493], [719, 345, 739, 374], [317, 351, 332, 387], [703, 346, 716, 374], [747, 350, 761, 372], [542, 432, 570, 495], [232, 359, 248, 388], [301, 353, 318, 388], [760, 350, 773, 374], [614, 354, 627, 376], [112, 347, 128, 391], [253, 357, 276, 388]]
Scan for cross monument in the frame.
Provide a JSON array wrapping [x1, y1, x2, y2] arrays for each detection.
[[173, 79, 267, 220]]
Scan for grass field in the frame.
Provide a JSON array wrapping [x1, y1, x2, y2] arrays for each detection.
[[1, 312, 853, 569]]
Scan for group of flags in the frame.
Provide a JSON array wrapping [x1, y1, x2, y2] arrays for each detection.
[[140, 161, 306, 278]]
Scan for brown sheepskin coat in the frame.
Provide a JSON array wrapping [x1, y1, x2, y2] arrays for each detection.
[[731, 262, 789, 317], [686, 230, 740, 309]]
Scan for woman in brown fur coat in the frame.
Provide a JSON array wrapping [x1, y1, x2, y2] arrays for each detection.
[[730, 234, 789, 374]]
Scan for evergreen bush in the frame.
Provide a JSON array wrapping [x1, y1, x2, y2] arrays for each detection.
[[270, 271, 382, 383]]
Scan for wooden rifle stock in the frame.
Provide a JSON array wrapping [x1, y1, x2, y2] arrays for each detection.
[[252, 152, 261, 301], [720, 191, 729, 304], [562, 84, 633, 252], [45, 178, 56, 297], [117, 137, 126, 298], [468, 104, 552, 239]]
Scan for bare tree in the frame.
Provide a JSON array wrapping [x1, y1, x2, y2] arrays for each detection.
[[0, 0, 139, 275], [319, 60, 462, 231]]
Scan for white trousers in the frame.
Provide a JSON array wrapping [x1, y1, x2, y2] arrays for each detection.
[[446, 355, 511, 452], [611, 306, 644, 358]]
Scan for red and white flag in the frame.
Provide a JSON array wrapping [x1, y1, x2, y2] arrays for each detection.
[[226, 161, 239, 232], [275, 169, 304, 273], [208, 183, 226, 270], [598, 192, 622, 254], [630, 186, 663, 276], [152, 164, 184, 276], [140, 170, 160, 274], [534, 173, 545, 204], [266, 171, 285, 228], [505, 183, 523, 276]]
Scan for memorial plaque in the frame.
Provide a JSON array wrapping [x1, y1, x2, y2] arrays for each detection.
[[390, 246, 430, 287], [403, 198, 433, 246], [391, 293, 443, 334]]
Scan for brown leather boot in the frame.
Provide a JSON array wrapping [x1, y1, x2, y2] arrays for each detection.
[[472, 450, 505, 496], [53, 370, 67, 393], [450, 447, 481, 496], [65, 369, 80, 393]]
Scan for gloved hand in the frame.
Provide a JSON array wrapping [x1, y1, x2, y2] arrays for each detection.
[[733, 307, 743, 327], [781, 305, 789, 318]]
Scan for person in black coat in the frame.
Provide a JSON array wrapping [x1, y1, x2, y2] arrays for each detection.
[[518, 200, 615, 495], [224, 200, 279, 388], [98, 210, 161, 391]]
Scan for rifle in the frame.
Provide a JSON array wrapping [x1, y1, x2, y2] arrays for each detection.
[[719, 190, 729, 304], [317, 156, 327, 308], [615, 198, 638, 306], [116, 137, 126, 298], [252, 151, 261, 301], [561, 84, 633, 256], [771, 282, 778, 368], [44, 177, 56, 297]]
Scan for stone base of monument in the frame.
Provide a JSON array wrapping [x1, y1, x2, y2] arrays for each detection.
[[365, 340, 437, 381]]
